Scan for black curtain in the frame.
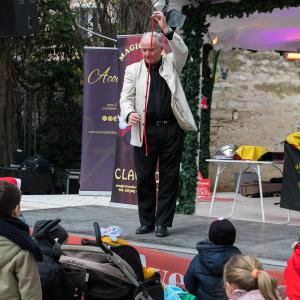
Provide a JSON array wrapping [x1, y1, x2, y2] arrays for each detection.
[[280, 142, 300, 211]]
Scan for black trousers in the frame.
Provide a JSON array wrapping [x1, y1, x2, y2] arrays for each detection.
[[133, 122, 184, 227]]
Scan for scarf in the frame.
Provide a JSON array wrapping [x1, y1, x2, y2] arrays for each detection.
[[0, 216, 43, 261]]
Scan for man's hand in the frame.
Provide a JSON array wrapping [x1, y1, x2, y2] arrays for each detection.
[[152, 11, 169, 35], [128, 112, 141, 125]]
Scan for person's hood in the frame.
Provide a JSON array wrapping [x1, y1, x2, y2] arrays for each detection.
[[37, 239, 57, 256], [32, 219, 68, 244], [196, 239, 241, 275], [0, 236, 22, 269]]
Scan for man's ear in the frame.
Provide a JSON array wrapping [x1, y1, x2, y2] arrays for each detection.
[[11, 204, 21, 218]]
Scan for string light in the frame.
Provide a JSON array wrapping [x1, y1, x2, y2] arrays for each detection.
[[285, 52, 300, 60]]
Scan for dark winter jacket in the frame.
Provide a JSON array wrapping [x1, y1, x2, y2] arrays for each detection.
[[184, 239, 241, 300], [36, 239, 71, 300]]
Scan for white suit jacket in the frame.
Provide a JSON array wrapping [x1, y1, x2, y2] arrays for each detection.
[[120, 31, 197, 147]]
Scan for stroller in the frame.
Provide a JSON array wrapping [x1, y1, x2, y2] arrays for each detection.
[[60, 222, 164, 300]]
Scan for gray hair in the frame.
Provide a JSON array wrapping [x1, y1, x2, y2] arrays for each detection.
[[140, 32, 163, 47]]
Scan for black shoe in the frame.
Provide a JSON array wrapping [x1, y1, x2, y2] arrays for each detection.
[[135, 225, 155, 234], [156, 226, 168, 237]]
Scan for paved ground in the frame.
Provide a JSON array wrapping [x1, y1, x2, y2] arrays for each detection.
[[21, 193, 300, 266]]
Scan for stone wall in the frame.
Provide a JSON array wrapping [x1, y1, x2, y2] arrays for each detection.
[[208, 50, 300, 190]]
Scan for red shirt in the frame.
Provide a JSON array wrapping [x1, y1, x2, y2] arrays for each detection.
[[284, 243, 300, 300]]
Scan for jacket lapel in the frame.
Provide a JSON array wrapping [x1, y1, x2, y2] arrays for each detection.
[[136, 60, 150, 111]]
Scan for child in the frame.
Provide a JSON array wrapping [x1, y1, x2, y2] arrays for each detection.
[[224, 255, 279, 300], [0, 181, 43, 300], [184, 218, 241, 300], [32, 219, 72, 300], [0, 177, 26, 223], [284, 239, 300, 300]]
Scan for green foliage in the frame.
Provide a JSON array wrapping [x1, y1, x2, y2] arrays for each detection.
[[177, 131, 199, 214], [198, 44, 214, 178], [179, 0, 300, 213], [176, 7, 206, 214], [12, 0, 86, 168], [20, 0, 84, 90]]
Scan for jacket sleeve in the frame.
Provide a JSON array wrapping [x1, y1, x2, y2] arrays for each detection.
[[15, 250, 43, 300], [184, 257, 199, 296], [168, 31, 188, 74], [120, 65, 136, 122]]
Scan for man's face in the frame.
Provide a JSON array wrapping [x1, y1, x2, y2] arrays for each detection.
[[140, 37, 163, 65]]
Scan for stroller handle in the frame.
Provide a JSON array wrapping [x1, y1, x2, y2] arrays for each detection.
[[93, 222, 113, 255], [93, 222, 155, 300]]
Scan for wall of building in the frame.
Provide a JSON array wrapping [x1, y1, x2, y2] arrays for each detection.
[[207, 50, 300, 190]]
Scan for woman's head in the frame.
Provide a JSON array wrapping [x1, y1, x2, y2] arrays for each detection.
[[224, 255, 278, 300]]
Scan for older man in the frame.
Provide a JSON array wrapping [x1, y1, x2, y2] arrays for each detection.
[[120, 11, 196, 237]]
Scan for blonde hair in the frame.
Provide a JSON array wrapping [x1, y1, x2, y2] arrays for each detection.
[[224, 255, 279, 300]]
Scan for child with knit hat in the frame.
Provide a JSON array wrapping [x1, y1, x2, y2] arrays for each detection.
[[184, 218, 241, 300]]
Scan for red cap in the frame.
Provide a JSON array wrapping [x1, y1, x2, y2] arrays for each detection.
[[0, 177, 21, 190]]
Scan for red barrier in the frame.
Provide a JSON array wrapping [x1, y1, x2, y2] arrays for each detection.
[[134, 246, 190, 287]]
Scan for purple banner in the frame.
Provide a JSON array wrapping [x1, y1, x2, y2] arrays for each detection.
[[110, 35, 142, 204], [80, 47, 118, 194]]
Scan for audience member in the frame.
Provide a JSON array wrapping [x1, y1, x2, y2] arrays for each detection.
[[184, 218, 241, 299], [33, 219, 72, 300], [0, 181, 43, 300], [224, 255, 279, 300], [284, 238, 300, 300], [0, 177, 26, 222]]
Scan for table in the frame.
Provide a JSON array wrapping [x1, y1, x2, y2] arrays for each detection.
[[206, 159, 289, 223]]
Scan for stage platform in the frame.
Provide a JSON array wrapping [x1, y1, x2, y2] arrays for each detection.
[[22, 193, 300, 267]]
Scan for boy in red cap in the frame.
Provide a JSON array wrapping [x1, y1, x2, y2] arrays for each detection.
[[0, 177, 26, 223], [0, 181, 42, 299]]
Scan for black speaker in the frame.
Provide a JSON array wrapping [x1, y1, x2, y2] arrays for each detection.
[[0, 0, 39, 38]]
